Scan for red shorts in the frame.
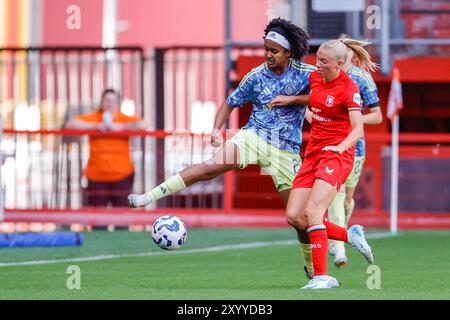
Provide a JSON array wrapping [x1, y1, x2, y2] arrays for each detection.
[[292, 150, 354, 190]]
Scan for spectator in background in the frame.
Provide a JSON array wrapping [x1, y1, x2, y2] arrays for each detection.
[[66, 89, 145, 207]]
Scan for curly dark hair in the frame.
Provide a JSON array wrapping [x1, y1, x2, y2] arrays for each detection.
[[263, 17, 310, 61]]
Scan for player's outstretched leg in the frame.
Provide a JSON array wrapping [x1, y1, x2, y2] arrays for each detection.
[[128, 142, 239, 208], [288, 180, 341, 289], [323, 218, 374, 264], [300, 225, 340, 290], [128, 173, 185, 208]]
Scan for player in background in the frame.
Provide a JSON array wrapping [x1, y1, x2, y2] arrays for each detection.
[[128, 18, 318, 277], [271, 37, 382, 268], [326, 37, 382, 267], [285, 39, 374, 289]]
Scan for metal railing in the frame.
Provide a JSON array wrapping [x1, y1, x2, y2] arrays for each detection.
[[0, 46, 146, 130], [1, 129, 224, 211]]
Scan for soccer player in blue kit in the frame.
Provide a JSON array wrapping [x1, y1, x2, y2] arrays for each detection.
[[326, 38, 382, 267], [129, 18, 319, 277]]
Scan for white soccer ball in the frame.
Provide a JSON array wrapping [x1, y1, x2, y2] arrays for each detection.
[[151, 215, 187, 250]]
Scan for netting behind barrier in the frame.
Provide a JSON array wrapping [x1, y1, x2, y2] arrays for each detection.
[[1, 129, 223, 211], [0, 47, 146, 130]]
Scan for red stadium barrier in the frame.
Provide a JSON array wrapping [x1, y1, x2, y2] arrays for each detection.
[[4, 208, 450, 229]]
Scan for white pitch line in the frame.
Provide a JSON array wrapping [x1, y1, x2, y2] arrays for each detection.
[[0, 232, 392, 268], [0, 240, 298, 267]]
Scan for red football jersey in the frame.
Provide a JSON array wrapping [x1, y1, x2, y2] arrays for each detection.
[[306, 70, 362, 157]]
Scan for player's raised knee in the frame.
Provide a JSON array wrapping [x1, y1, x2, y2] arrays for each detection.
[[285, 212, 297, 227]]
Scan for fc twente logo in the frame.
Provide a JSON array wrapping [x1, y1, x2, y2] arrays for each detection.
[[325, 95, 335, 107]]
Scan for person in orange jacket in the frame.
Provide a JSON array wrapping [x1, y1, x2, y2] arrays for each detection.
[[67, 89, 145, 207]]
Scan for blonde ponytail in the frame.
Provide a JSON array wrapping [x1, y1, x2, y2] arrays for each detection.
[[341, 38, 379, 72]]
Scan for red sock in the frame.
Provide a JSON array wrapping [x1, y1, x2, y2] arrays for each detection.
[[323, 217, 348, 242], [307, 225, 328, 277]]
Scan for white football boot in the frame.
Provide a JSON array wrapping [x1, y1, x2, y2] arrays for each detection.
[[127, 194, 139, 208], [127, 194, 152, 208], [301, 275, 340, 289], [347, 225, 374, 264]]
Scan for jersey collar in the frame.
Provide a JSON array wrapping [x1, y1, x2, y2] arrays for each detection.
[[264, 59, 292, 79]]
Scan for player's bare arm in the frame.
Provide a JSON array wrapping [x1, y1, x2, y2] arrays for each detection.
[[363, 106, 382, 125], [269, 94, 309, 108], [305, 107, 312, 123], [211, 102, 234, 147]]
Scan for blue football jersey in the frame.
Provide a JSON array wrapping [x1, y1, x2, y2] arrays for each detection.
[[227, 60, 315, 154], [347, 65, 380, 157]]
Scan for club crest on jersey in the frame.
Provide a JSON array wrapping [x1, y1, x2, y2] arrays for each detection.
[[284, 83, 296, 95], [325, 95, 335, 107]]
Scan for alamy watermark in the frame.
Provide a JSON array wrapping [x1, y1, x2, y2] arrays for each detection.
[[66, 5, 81, 30], [167, 128, 289, 177], [66, 265, 81, 290], [366, 264, 381, 289], [65, 4, 381, 31], [366, 5, 381, 30]]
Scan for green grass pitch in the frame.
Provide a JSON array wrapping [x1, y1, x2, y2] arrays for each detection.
[[0, 229, 449, 299]]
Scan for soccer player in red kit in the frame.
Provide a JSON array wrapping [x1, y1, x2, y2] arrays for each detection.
[[286, 39, 374, 289]]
